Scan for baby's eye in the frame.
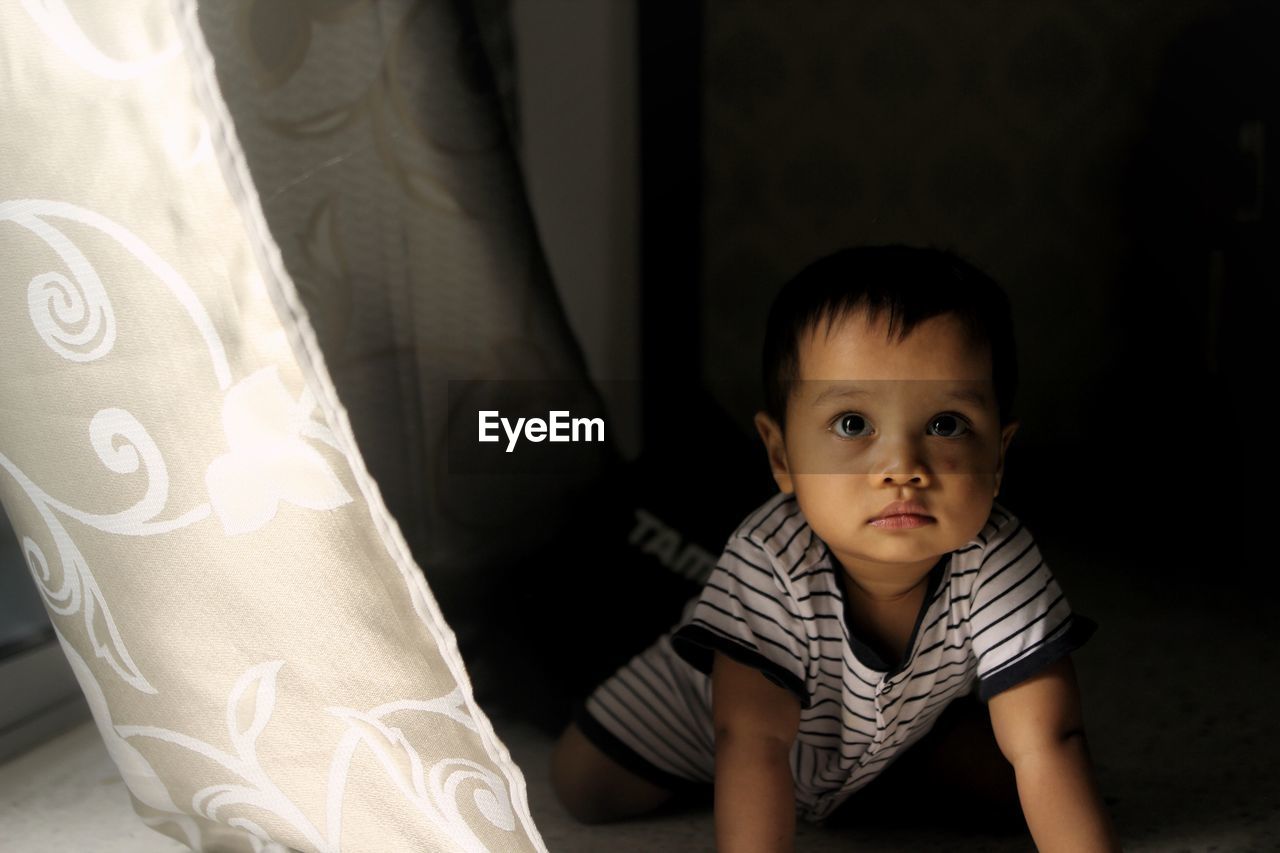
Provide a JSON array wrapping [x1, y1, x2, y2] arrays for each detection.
[[831, 413, 872, 439], [928, 413, 970, 438]]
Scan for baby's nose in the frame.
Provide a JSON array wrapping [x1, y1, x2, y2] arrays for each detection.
[[873, 436, 930, 481]]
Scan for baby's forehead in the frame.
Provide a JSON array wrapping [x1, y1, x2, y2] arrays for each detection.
[[796, 378, 996, 413], [794, 310, 993, 382]]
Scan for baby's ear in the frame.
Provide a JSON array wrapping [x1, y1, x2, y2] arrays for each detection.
[[754, 411, 794, 494], [994, 419, 1020, 496]]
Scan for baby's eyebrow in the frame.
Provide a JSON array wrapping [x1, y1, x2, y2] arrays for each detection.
[[810, 385, 872, 406], [809, 383, 990, 407]]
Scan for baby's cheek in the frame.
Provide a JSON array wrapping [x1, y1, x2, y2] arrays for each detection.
[[934, 454, 968, 475], [933, 444, 993, 475]]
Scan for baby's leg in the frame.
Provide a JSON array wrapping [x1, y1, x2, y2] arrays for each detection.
[[550, 721, 674, 823], [830, 693, 1022, 830], [908, 692, 1022, 824]]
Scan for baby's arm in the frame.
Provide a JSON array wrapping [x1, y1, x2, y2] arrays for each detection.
[[988, 655, 1120, 852], [712, 651, 802, 853]]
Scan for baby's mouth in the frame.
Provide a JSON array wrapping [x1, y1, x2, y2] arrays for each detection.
[[868, 500, 933, 523], [869, 513, 934, 530]]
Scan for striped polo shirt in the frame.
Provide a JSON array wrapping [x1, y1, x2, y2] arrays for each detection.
[[578, 490, 1096, 821]]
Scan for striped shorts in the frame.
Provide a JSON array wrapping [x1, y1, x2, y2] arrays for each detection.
[[575, 608, 718, 793]]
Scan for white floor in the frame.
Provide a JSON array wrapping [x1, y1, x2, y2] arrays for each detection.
[[0, 720, 186, 852]]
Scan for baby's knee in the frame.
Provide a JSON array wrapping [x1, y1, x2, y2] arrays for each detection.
[[549, 725, 615, 823], [547, 722, 601, 819], [549, 722, 671, 824]]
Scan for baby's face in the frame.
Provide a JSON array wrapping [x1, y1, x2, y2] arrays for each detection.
[[755, 309, 1019, 584]]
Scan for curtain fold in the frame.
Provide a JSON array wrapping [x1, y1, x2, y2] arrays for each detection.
[[196, 0, 614, 655]]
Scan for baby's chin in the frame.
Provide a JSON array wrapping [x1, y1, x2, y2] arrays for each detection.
[[846, 522, 979, 557], [834, 534, 948, 566]]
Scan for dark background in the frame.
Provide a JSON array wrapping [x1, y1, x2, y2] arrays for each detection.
[[637, 0, 1276, 574]]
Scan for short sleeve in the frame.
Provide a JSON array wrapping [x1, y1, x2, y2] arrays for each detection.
[[670, 536, 812, 708], [966, 516, 1097, 700]]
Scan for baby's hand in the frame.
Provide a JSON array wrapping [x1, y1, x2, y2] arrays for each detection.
[[711, 652, 801, 853], [988, 657, 1120, 852]]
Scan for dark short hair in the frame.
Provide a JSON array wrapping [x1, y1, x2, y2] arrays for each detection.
[[761, 245, 1018, 429]]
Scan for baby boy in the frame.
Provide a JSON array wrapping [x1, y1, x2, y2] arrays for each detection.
[[550, 246, 1119, 851]]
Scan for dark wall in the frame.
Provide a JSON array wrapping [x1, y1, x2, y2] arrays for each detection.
[[691, 0, 1277, 554]]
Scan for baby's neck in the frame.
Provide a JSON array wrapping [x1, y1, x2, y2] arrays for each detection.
[[842, 570, 930, 603], [840, 566, 935, 669]]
